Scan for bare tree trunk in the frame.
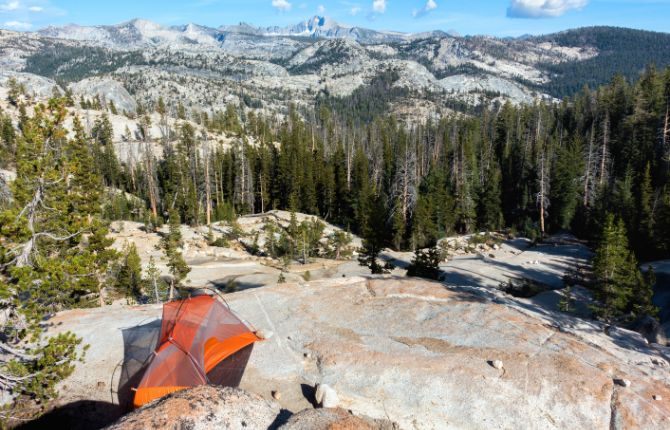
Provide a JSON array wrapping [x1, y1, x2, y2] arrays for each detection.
[[153, 277, 160, 304], [345, 135, 352, 191], [145, 147, 158, 219], [238, 141, 246, 209], [260, 173, 265, 214], [204, 147, 212, 226], [129, 151, 137, 192], [402, 144, 409, 222], [214, 168, 221, 211], [539, 153, 546, 237], [663, 104, 669, 149], [599, 112, 610, 187], [311, 112, 316, 152]]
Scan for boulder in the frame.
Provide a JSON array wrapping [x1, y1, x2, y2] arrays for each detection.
[[256, 329, 275, 340], [105, 386, 280, 430], [315, 384, 339, 408], [280, 408, 398, 430], [614, 378, 631, 388], [489, 360, 504, 370], [631, 315, 667, 345]]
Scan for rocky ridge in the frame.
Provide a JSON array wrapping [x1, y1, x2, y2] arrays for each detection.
[[1, 18, 646, 121]]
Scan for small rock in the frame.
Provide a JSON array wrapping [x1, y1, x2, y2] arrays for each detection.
[[651, 357, 668, 367], [489, 360, 504, 370], [492, 244, 500, 250], [256, 329, 274, 340], [488, 254, 496, 259], [315, 384, 339, 408], [614, 378, 631, 388], [272, 390, 281, 400], [96, 381, 105, 389], [653, 394, 663, 401]]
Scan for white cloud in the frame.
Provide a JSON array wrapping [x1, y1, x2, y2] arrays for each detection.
[[4, 20, 31, 29], [271, 0, 292, 12], [28, 6, 42, 12], [413, 0, 437, 18], [372, 0, 386, 14], [0, 1, 20, 11], [317, 4, 325, 14], [507, 0, 588, 18]]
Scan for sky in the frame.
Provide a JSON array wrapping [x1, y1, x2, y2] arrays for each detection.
[[0, 0, 669, 37]]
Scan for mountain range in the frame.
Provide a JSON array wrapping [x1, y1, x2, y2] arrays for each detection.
[[38, 16, 444, 47], [1, 16, 670, 120]]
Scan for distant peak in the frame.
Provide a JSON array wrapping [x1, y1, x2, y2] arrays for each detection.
[[123, 18, 162, 30], [306, 15, 348, 30]]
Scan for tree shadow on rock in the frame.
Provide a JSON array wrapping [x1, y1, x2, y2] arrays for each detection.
[[16, 400, 122, 430]]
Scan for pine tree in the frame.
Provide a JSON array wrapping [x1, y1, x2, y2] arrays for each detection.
[[0, 112, 16, 168], [550, 138, 583, 230], [116, 242, 144, 299], [161, 209, 190, 299], [358, 193, 388, 274], [411, 194, 437, 250], [477, 164, 503, 231], [91, 113, 121, 188], [406, 247, 442, 280], [0, 99, 112, 410], [146, 255, 163, 304], [6, 77, 21, 106], [592, 214, 656, 323], [636, 163, 654, 257], [327, 230, 353, 260]]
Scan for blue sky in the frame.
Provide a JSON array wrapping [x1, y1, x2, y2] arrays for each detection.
[[1, 0, 669, 36]]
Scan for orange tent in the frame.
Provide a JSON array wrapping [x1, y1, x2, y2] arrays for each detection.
[[133, 295, 260, 408]]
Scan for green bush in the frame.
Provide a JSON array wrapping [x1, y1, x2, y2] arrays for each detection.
[[406, 248, 442, 280]]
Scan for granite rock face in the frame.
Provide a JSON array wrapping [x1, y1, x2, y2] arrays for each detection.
[[280, 408, 399, 430], [105, 386, 281, 430], [50, 277, 670, 429]]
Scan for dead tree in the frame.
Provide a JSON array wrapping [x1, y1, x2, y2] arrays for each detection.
[[234, 138, 254, 213], [598, 111, 611, 187], [392, 134, 418, 227], [202, 132, 212, 226], [139, 116, 158, 219], [536, 149, 550, 238]]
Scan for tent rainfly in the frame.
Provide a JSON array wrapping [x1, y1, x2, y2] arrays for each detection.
[[133, 295, 260, 408]]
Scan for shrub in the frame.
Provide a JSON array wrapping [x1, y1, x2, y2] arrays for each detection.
[[406, 247, 442, 280]]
